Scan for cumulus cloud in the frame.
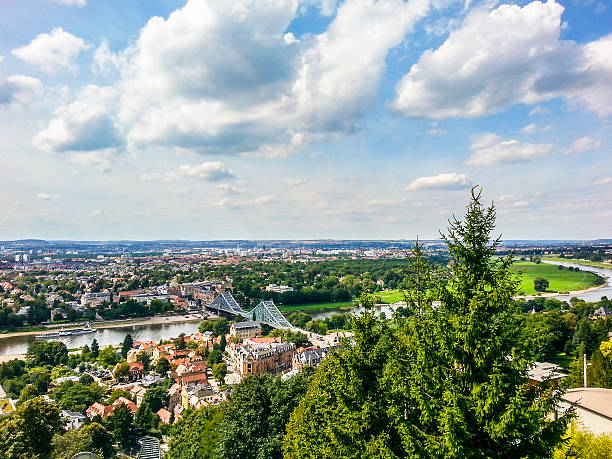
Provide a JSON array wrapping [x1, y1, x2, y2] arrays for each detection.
[[38, 0, 432, 158], [33, 85, 121, 152], [391, 0, 612, 119], [0, 56, 43, 106], [466, 133, 553, 166], [215, 183, 247, 194], [405, 172, 471, 191], [217, 195, 275, 209], [36, 192, 60, 200], [67, 149, 115, 172], [594, 177, 612, 185], [12, 27, 90, 74], [521, 123, 553, 134], [565, 136, 603, 154], [142, 161, 235, 182], [51, 0, 86, 6], [283, 178, 306, 186]]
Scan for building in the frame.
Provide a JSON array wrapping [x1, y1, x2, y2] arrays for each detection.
[[128, 362, 145, 380], [292, 346, 339, 370], [559, 388, 612, 434], [594, 306, 612, 318], [229, 321, 262, 340], [265, 284, 294, 293], [86, 397, 137, 419], [81, 291, 111, 306], [527, 361, 567, 387], [234, 340, 295, 377], [60, 410, 87, 430]]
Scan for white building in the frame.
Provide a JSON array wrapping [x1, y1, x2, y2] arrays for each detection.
[[559, 388, 612, 434], [81, 291, 111, 306], [60, 410, 87, 430]]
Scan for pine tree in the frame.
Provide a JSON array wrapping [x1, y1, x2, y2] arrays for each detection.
[[284, 188, 571, 458], [121, 334, 133, 358], [91, 338, 99, 358]]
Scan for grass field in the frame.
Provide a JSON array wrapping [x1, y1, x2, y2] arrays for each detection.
[[511, 260, 604, 295], [376, 290, 406, 303], [543, 256, 612, 269], [277, 301, 355, 312]]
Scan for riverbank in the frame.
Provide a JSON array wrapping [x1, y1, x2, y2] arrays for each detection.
[[513, 282, 608, 300], [543, 257, 612, 269], [0, 314, 203, 340]]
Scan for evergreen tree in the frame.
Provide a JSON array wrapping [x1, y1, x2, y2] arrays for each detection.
[[91, 338, 99, 358], [107, 403, 135, 450], [121, 334, 133, 358], [284, 188, 571, 458]]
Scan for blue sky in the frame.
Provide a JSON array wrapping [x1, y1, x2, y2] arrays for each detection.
[[0, 0, 610, 240]]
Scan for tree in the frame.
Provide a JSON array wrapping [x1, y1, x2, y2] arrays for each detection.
[[51, 422, 114, 459], [155, 357, 170, 374], [91, 338, 100, 358], [166, 406, 224, 459], [114, 362, 130, 381], [51, 381, 104, 413], [553, 422, 612, 459], [98, 347, 119, 367], [26, 341, 68, 366], [288, 312, 312, 329], [107, 403, 135, 450], [212, 362, 227, 384], [534, 277, 550, 292], [137, 351, 151, 371], [79, 373, 94, 386], [216, 369, 314, 459], [207, 350, 223, 366], [175, 333, 186, 350], [18, 384, 40, 403], [284, 188, 570, 458], [121, 334, 133, 358], [0, 397, 64, 459]]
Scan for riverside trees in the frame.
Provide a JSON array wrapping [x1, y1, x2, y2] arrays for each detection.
[[283, 188, 571, 458]]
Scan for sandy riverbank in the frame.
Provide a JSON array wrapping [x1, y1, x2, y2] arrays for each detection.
[[0, 314, 204, 340]]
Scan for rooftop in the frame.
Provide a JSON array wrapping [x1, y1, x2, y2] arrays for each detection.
[[562, 388, 612, 420]]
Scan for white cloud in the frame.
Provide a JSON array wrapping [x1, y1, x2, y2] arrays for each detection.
[[33, 85, 121, 152], [521, 123, 553, 135], [405, 172, 471, 191], [565, 136, 603, 154], [42, 0, 431, 158], [283, 178, 306, 186], [142, 161, 235, 182], [215, 183, 247, 194], [594, 177, 612, 185], [427, 127, 447, 135], [36, 193, 60, 201], [391, 0, 612, 119], [0, 56, 43, 106], [67, 149, 115, 172], [51, 0, 86, 6], [217, 195, 275, 209], [466, 133, 553, 166], [529, 105, 550, 116], [12, 27, 90, 74]]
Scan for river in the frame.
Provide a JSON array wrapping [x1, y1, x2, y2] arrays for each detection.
[[1, 261, 609, 357]]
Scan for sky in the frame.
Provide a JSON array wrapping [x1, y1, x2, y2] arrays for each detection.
[[0, 0, 611, 241]]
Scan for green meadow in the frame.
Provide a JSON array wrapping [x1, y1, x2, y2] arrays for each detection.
[[510, 260, 604, 295], [543, 256, 612, 269]]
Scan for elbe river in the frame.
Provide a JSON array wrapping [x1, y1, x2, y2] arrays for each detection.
[[0, 261, 610, 356]]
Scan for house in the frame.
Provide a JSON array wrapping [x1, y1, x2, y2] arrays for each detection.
[[234, 340, 295, 378], [168, 383, 182, 412], [230, 321, 262, 340], [129, 385, 147, 406], [292, 346, 339, 370], [0, 398, 16, 416], [559, 388, 612, 434], [157, 408, 173, 424], [128, 362, 145, 380], [182, 383, 217, 409], [594, 306, 612, 318], [527, 362, 567, 387], [86, 397, 137, 419], [153, 344, 175, 361], [175, 371, 208, 388], [60, 410, 87, 430]]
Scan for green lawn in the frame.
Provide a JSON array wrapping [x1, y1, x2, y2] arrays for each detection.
[[511, 260, 604, 295], [543, 256, 612, 269], [376, 290, 406, 304], [277, 301, 356, 312]]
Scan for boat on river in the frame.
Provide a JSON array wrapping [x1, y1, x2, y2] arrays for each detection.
[[35, 322, 96, 339]]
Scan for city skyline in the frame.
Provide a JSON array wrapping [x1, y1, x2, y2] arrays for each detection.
[[1, 0, 611, 240]]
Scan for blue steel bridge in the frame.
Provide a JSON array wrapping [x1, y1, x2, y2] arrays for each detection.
[[205, 290, 293, 329]]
